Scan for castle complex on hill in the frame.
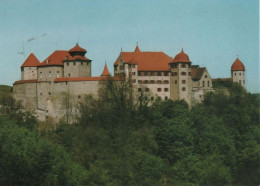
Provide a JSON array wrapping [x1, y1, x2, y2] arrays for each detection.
[[13, 44, 246, 121]]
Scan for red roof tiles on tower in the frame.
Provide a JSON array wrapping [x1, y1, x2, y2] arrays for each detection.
[[21, 53, 40, 67], [69, 43, 87, 53], [171, 49, 191, 63], [231, 57, 245, 71], [101, 63, 110, 76]]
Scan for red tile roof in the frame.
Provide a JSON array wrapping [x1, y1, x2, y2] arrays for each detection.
[[21, 53, 40, 67], [113, 47, 172, 71], [231, 57, 245, 71], [101, 64, 110, 76], [212, 78, 232, 82], [54, 76, 123, 83], [171, 49, 191, 63], [69, 43, 87, 53], [13, 79, 38, 85], [39, 50, 70, 66]]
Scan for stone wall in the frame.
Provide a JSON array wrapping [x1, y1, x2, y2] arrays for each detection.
[[21, 67, 38, 80]]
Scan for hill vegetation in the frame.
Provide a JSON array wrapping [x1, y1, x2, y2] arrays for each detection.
[[0, 81, 259, 185]]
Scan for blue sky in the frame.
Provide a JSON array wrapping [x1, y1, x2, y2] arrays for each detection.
[[0, 0, 259, 93]]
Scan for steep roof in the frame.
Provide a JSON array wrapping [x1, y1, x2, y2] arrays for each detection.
[[191, 66, 206, 80], [113, 47, 172, 71], [231, 57, 245, 71], [171, 49, 191, 63], [21, 53, 40, 67], [101, 64, 110, 76], [39, 51, 69, 66], [212, 78, 232, 82], [69, 43, 87, 53]]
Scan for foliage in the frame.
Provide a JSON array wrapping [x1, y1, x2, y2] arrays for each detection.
[[0, 81, 259, 185]]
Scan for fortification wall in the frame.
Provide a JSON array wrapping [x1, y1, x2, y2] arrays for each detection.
[[13, 83, 37, 110]]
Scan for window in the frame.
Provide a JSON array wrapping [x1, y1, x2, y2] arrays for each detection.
[[150, 80, 155, 84], [73, 62, 76, 66], [68, 73, 70, 77], [81, 62, 83, 66], [67, 62, 69, 66], [151, 97, 154, 101], [144, 80, 148, 84], [239, 73, 241, 76], [138, 88, 142, 92], [181, 64, 186, 68], [120, 65, 124, 70], [49, 92, 51, 95], [144, 72, 148, 76], [165, 96, 168, 100], [188, 72, 191, 76], [203, 81, 205, 87], [40, 93, 42, 96], [145, 88, 149, 92], [150, 72, 154, 76], [181, 72, 186, 75], [157, 80, 162, 84], [132, 72, 136, 75], [182, 80, 186, 84], [157, 72, 162, 76], [208, 81, 210, 87], [138, 80, 142, 84], [175, 80, 177, 84], [115, 66, 117, 71], [164, 72, 168, 76], [49, 71, 51, 78], [78, 95, 81, 99], [132, 79, 136, 83], [205, 75, 208, 78], [235, 73, 236, 76], [40, 72, 42, 79], [157, 88, 161, 92], [164, 80, 169, 84], [182, 87, 186, 91], [138, 72, 141, 76], [239, 80, 241, 84], [164, 88, 168, 92], [171, 72, 175, 76], [132, 65, 135, 68]]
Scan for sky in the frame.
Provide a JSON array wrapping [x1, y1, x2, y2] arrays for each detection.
[[0, 0, 259, 93]]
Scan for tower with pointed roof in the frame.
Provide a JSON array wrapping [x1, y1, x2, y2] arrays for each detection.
[[63, 43, 92, 77], [169, 49, 192, 105], [231, 57, 245, 87], [21, 53, 41, 80]]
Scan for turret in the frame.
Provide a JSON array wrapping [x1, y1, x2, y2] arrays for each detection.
[[63, 43, 92, 77], [21, 53, 40, 80], [231, 57, 245, 87], [169, 49, 192, 105]]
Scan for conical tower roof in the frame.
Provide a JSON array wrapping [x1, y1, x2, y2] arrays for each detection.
[[101, 63, 110, 76], [171, 49, 191, 63], [21, 53, 40, 67], [231, 57, 245, 71]]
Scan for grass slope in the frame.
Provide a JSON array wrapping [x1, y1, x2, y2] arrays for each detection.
[[0, 85, 12, 98]]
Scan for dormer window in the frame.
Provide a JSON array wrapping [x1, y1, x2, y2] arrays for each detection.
[[66, 56, 68, 60], [46, 59, 49, 64]]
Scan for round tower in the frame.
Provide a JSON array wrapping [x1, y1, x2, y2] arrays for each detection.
[[64, 43, 92, 77], [231, 57, 245, 88], [169, 49, 192, 105]]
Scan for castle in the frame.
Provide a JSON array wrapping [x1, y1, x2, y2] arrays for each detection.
[[13, 44, 246, 121]]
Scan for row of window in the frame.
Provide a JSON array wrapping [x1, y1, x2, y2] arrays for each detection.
[[169, 63, 191, 68], [138, 71, 169, 76], [66, 62, 89, 66], [234, 72, 244, 76], [138, 87, 169, 92], [137, 80, 169, 84]]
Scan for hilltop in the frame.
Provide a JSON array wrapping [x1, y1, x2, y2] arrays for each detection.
[[0, 85, 12, 98]]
